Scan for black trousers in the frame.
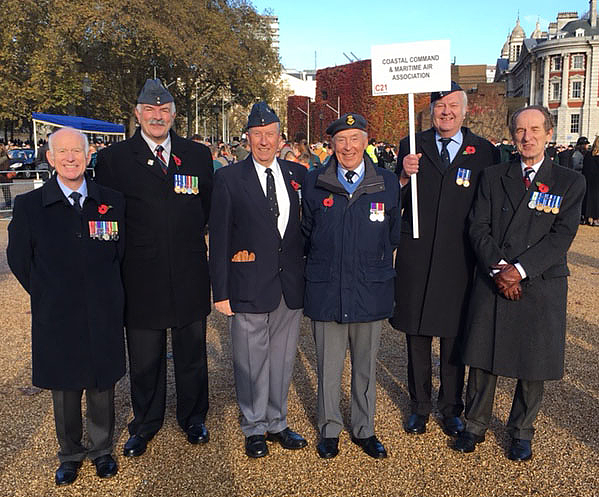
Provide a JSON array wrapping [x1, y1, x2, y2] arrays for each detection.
[[126, 318, 209, 438], [406, 334, 465, 417], [52, 387, 115, 463], [464, 367, 544, 441]]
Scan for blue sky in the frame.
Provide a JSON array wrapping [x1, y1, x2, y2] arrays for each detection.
[[250, 1, 593, 70]]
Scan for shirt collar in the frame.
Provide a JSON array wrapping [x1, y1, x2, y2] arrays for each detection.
[[141, 129, 171, 155], [338, 159, 365, 178], [252, 155, 280, 175], [435, 129, 463, 145], [520, 157, 544, 174], [56, 175, 87, 201]]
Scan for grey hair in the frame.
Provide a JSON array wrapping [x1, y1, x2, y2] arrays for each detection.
[[136, 101, 176, 114], [331, 129, 368, 144], [429, 90, 468, 116], [509, 105, 554, 137], [48, 127, 89, 157]]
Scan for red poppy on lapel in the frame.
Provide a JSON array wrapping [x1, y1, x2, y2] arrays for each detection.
[[290, 180, 300, 191], [323, 194, 333, 207], [536, 182, 549, 193], [98, 204, 112, 215], [172, 155, 182, 167], [462, 146, 476, 155]]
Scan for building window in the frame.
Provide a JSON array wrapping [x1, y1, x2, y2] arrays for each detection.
[[570, 114, 580, 134], [572, 54, 584, 69], [552, 56, 561, 71], [571, 80, 583, 99], [551, 82, 561, 100], [575, 28, 585, 37]]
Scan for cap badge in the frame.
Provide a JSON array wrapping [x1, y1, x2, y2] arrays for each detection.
[[346, 115, 355, 126]]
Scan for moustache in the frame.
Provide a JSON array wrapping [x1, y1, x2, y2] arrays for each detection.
[[148, 119, 166, 125]]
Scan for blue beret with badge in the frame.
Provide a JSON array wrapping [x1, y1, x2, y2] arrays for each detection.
[[247, 101, 280, 128], [430, 81, 463, 104], [326, 113, 367, 137], [137, 78, 174, 105]]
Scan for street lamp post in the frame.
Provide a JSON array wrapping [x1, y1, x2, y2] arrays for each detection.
[[82, 73, 92, 117]]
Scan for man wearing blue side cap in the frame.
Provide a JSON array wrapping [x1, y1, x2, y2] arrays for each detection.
[[95, 79, 214, 457], [209, 102, 308, 458]]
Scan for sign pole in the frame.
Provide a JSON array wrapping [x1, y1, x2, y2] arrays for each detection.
[[408, 93, 419, 239]]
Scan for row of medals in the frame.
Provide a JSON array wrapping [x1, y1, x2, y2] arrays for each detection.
[[528, 192, 562, 214], [456, 168, 471, 188], [174, 174, 199, 195], [369, 202, 385, 222], [88, 221, 119, 241]]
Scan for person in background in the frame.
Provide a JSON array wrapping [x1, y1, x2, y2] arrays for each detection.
[[582, 136, 599, 226]]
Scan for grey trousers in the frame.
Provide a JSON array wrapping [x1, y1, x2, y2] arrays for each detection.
[[230, 297, 302, 436], [312, 320, 382, 439], [52, 387, 115, 463], [464, 367, 544, 441]]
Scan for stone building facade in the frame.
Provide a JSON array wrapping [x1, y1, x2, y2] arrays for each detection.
[[495, 1, 599, 144]]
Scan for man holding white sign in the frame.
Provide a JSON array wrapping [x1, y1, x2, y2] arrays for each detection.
[[390, 82, 499, 437]]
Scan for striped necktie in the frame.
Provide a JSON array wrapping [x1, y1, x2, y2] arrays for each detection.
[[155, 145, 168, 174], [523, 167, 534, 189]]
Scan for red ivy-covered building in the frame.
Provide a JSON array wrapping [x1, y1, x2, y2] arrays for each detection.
[[287, 60, 430, 145]]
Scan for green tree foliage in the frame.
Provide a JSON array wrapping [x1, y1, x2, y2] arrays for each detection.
[[0, 0, 280, 137]]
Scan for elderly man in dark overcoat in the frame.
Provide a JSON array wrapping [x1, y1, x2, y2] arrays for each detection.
[[209, 102, 307, 458], [302, 113, 401, 459], [452, 105, 585, 461], [7, 127, 125, 485], [95, 79, 213, 457], [390, 82, 499, 438]]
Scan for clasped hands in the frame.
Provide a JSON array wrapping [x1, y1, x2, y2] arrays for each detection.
[[491, 263, 523, 301]]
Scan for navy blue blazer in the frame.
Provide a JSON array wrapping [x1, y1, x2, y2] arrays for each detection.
[[209, 155, 306, 313]]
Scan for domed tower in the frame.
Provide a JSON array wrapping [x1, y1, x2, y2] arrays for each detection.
[[508, 17, 526, 62], [501, 31, 510, 58]]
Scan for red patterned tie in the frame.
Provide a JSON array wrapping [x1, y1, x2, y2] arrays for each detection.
[[155, 145, 168, 174], [523, 167, 533, 189]]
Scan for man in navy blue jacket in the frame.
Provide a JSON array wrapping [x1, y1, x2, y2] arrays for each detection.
[[209, 102, 307, 458], [302, 113, 401, 459]]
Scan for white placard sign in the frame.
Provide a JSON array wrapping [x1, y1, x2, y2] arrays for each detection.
[[371, 40, 451, 96]]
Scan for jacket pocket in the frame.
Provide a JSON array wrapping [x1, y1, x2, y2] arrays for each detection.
[[541, 264, 570, 279], [230, 261, 257, 301]]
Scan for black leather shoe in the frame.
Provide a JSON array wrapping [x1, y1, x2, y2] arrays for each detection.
[[93, 454, 118, 478], [441, 416, 465, 437], [123, 434, 147, 457], [245, 435, 268, 458], [351, 435, 387, 459], [404, 413, 428, 434], [452, 431, 485, 453], [187, 423, 209, 444], [317, 437, 339, 459], [266, 428, 307, 450], [55, 461, 82, 486], [508, 438, 532, 461]]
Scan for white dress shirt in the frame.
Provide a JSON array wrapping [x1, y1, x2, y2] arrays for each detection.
[[141, 129, 172, 163], [253, 156, 290, 238]]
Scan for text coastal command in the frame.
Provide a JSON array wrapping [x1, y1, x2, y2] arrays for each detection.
[[381, 54, 440, 80]]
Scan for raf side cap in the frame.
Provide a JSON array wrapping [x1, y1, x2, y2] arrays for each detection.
[[430, 81, 463, 103], [247, 101, 280, 128], [137, 79, 174, 106], [326, 113, 367, 136]]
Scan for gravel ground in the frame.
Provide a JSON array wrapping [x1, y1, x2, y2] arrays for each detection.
[[0, 219, 597, 497]]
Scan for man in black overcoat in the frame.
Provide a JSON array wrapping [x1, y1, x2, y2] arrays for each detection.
[[209, 102, 307, 458], [95, 79, 213, 457], [452, 105, 585, 461], [7, 127, 126, 485], [390, 82, 499, 437]]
